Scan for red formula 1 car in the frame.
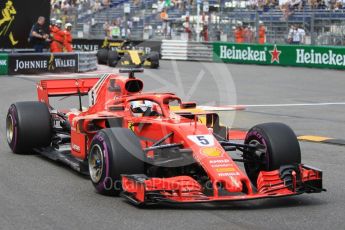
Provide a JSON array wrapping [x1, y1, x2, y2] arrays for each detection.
[[6, 69, 325, 205]]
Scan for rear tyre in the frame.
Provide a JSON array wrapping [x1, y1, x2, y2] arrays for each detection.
[[88, 128, 145, 196], [97, 48, 109, 64], [6, 102, 52, 154], [107, 50, 119, 67], [244, 122, 301, 187]]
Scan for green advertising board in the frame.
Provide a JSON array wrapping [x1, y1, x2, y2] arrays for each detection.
[[0, 53, 9, 75], [213, 42, 345, 70]]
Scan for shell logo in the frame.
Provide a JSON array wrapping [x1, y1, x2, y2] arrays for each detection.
[[200, 147, 223, 157], [215, 167, 235, 173]]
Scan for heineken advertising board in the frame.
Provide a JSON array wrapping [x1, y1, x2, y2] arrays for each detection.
[[0, 53, 8, 75], [213, 42, 345, 70]]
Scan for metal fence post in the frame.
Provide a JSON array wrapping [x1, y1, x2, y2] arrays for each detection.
[[255, 10, 259, 44], [310, 9, 315, 45]]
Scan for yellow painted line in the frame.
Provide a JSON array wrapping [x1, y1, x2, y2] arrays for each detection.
[[128, 50, 141, 65], [298, 135, 332, 142]]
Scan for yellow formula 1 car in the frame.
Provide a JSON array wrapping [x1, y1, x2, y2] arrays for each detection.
[[97, 39, 159, 69]]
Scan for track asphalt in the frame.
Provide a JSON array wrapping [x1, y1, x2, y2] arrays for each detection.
[[0, 61, 344, 230]]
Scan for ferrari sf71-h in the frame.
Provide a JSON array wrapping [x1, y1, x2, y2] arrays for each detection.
[[6, 69, 325, 205]]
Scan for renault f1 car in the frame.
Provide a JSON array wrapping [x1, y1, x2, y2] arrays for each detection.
[[6, 69, 325, 206], [97, 40, 159, 69]]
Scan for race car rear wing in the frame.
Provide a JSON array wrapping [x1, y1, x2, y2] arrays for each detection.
[[37, 78, 99, 105]]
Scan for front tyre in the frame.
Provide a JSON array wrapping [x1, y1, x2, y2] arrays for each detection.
[[147, 51, 160, 68], [107, 50, 119, 67], [6, 102, 52, 154], [244, 122, 301, 187], [88, 128, 145, 196]]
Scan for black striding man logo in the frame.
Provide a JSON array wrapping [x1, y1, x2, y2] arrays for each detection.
[[48, 53, 55, 71], [0, 0, 18, 46]]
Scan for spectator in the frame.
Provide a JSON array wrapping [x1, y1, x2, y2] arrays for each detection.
[[121, 27, 131, 39], [258, 21, 266, 44], [63, 23, 73, 52], [103, 21, 110, 37], [102, 0, 110, 7], [61, 1, 71, 12], [200, 24, 209, 41], [249, 0, 258, 9], [297, 25, 306, 44], [109, 20, 120, 39], [280, 0, 292, 20], [309, 0, 319, 8], [160, 8, 169, 38], [30, 16, 50, 52], [183, 15, 192, 41], [234, 22, 244, 43], [50, 19, 65, 53], [244, 25, 254, 43], [157, 0, 165, 11], [327, 0, 337, 9], [290, 0, 303, 10], [144, 23, 153, 39], [335, 0, 344, 9], [133, 0, 141, 6], [288, 24, 301, 44], [93, 0, 102, 12]]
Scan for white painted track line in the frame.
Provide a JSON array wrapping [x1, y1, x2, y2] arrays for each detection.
[[238, 102, 345, 107]]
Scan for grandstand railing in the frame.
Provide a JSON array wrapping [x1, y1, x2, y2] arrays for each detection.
[[53, 1, 345, 46]]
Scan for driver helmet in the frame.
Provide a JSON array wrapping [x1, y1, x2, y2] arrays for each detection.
[[131, 101, 153, 115]]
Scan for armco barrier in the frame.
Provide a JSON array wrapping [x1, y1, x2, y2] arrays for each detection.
[[78, 52, 97, 72], [187, 42, 213, 62], [213, 42, 345, 70], [161, 40, 188, 60], [161, 40, 213, 61]]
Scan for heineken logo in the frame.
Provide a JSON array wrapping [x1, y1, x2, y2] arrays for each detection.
[[296, 49, 345, 66], [269, 45, 281, 64], [219, 46, 267, 62], [219, 45, 283, 64]]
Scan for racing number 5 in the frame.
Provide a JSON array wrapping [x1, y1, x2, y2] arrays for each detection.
[[197, 136, 209, 145]]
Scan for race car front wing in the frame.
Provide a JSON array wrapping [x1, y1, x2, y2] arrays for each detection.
[[121, 164, 325, 205]]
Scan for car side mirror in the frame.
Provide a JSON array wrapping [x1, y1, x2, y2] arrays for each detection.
[[180, 102, 197, 109]]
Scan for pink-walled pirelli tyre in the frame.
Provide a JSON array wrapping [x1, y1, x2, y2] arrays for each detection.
[[244, 122, 301, 187], [6, 102, 52, 154], [88, 128, 145, 196]]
